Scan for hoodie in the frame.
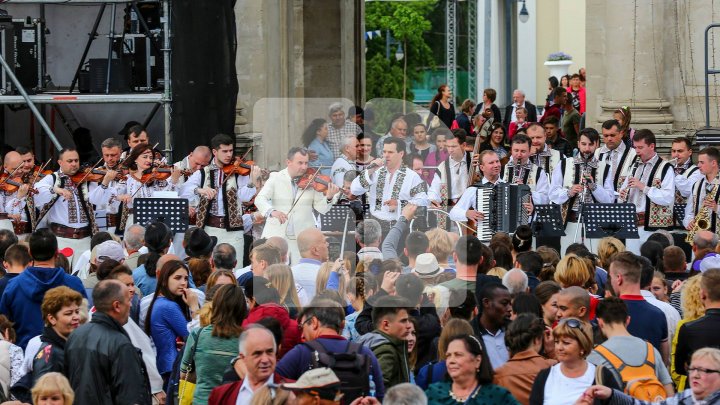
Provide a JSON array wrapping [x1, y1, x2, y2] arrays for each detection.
[[0, 266, 86, 349], [357, 330, 410, 389], [242, 303, 300, 358]]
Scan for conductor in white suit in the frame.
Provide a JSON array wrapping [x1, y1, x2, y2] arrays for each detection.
[[254, 147, 342, 264]]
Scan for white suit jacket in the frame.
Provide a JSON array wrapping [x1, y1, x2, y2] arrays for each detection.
[[255, 168, 337, 239]]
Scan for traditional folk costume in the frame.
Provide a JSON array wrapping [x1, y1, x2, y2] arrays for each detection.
[[180, 162, 256, 265], [34, 171, 99, 265], [549, 154, 615, 254], [618, 154, 675, 254]]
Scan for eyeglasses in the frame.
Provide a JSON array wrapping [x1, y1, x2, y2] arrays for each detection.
[[298, 317, 314, 331], [560, 318, 582, 329], [688, 367, 720, 376]]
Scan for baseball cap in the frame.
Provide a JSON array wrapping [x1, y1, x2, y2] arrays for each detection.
[[281, 368, 342, 401]]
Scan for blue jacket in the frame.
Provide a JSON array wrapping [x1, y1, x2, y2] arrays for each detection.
[[276, 335, 386, 400], [0, 266, 86, 349]]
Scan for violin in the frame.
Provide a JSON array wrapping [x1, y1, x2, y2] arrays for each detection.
[[136, 166, 189, 184], [223, 159, 270, 180], [31, 165, 53, 179], [70, 168, 128, 184], [0, 175, 36, 194], [296, 167, 333, 193]]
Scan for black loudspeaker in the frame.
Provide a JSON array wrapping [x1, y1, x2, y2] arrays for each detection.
[[88, 58, 132, 93], [171, 0, 237, 157], [0, 16, 46, 94]]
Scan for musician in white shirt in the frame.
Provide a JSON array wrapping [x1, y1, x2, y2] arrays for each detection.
[[34, 149, 99, 265], [528, 123, 561, 176], [671, 137, 703, 231], [449, 150, 504, 222], [549, 128, 616, 253], [500, 134, 550, 205], [596, 119, 637, 195], [683, 147, 720, 234], [351, 137, 429, 230], [618, 129, 676, 254]]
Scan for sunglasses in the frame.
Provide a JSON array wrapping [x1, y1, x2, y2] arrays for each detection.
[[560, 318, 582, 329]]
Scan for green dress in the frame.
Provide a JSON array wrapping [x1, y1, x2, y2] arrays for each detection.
[[425, 381, 521, 405]]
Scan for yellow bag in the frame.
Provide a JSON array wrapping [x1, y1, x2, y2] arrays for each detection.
[[178, 378, 196, 405], [178, 327, 202, 405]]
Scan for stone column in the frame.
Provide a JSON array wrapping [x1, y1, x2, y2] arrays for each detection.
[[596, 0, 673, 130]]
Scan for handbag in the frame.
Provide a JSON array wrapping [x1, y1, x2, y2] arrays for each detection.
[[429, 101, 442, 129], [178, 327, 203, 405]]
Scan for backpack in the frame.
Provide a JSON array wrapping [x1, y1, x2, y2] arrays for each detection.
[[304, 340, 371, 404], [594, 342, 667, 402]]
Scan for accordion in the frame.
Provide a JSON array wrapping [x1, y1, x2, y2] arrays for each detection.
[[475, 183, 531, 241]]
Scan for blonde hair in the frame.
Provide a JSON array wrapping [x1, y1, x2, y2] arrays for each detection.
[[692, 347, 720, 370], [555, 254, 594, 289], [486, 267, 508, 278], [265, 264, 301, 311], [32, 372, 74, 405], [250, 385, 293, 405], [681, 275, 706, 321], [438, 319, 475, 360], [426, 228, 453, 264], [597, 237, 625, 270], [316, 262, 346, 297], [553, 318, 594, 358]]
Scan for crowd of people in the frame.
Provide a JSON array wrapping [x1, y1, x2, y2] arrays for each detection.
[[0, 68, 717, 405]]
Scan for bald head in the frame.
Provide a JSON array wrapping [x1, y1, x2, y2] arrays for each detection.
[[4, 151, 21, 172], [188, 146, 212, 171], [265, 236, 289, 262], [694, 230, 719, 250], [556, 286, 591, 321], [156, 254, 180, 277], [297, 228, 328, 261]]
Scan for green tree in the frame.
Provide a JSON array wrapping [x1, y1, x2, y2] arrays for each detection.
[[366, 0, 437, 102]]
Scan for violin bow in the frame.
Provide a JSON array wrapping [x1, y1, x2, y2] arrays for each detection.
[[220, 146, 255, 188], [75, 157, 105, 185], [285, 166, 326, 217], [29, 159, 52, 185], [0, 165, 22, 187]]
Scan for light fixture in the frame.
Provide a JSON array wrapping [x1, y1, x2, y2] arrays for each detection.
[[395, 43, 404, 61], [519, 0, 529, 23]]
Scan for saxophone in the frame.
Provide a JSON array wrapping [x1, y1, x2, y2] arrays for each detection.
[[686, 178, 720, 243]]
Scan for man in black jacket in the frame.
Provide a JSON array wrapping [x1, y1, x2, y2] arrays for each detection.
[[65, 280, 152, 405], [503, 89, 538, 129], [675, 268, 720, 377]]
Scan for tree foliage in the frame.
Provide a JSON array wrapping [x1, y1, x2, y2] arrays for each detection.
[[365, 0, 437, 101]]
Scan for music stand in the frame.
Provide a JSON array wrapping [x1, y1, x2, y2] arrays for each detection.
[[133, 198, 189, 233], [532, 204, 566, 237], [320, 204, 359, 232], [582, 203, 639, 239], [673, 203, 686, 228]]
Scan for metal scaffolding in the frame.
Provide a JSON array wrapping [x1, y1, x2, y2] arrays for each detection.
[[0, 0, 172, 158], [468, 0, 477, 101], [446, 0, 457, 96]]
